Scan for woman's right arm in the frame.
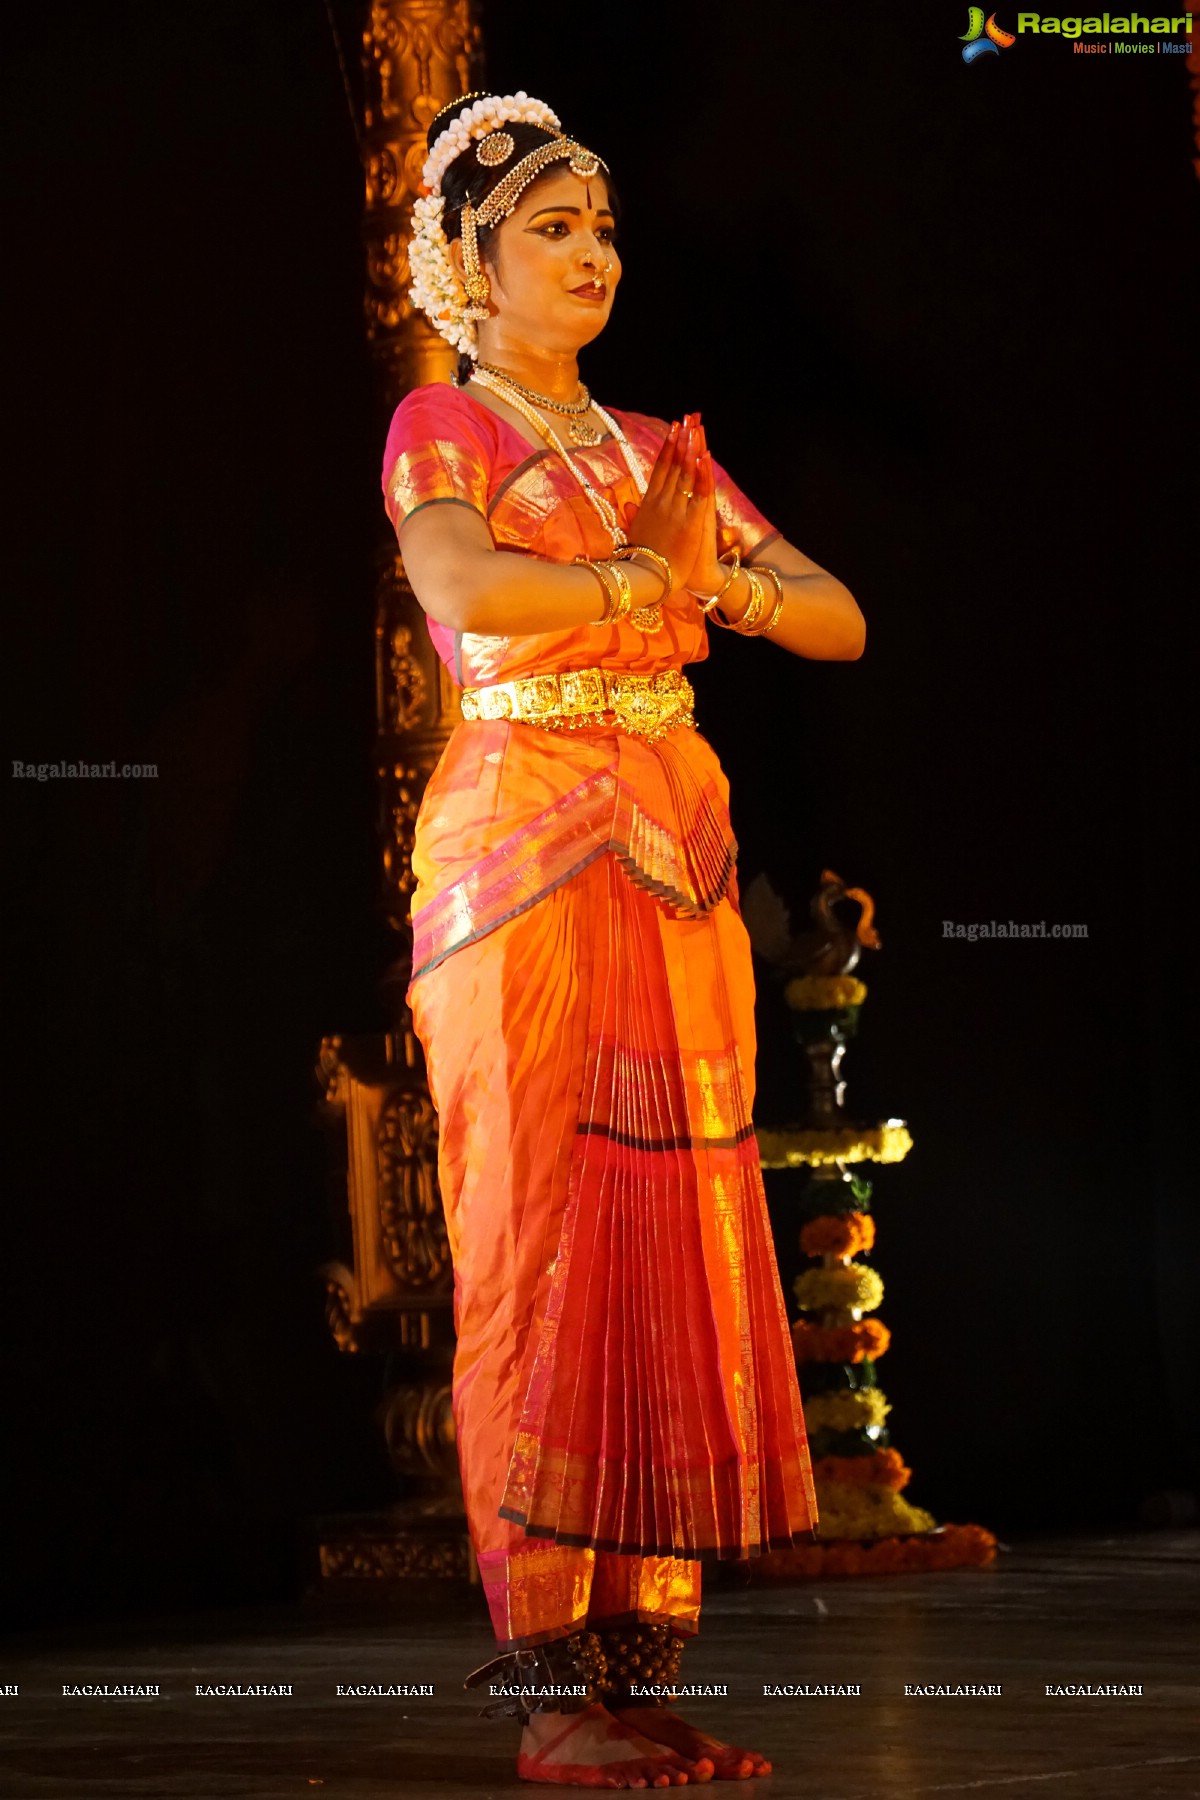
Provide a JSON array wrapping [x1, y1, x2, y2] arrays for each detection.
[[396, 416, 711, 636], [397, 502, 663, 635]]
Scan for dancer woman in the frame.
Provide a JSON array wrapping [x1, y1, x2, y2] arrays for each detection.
[[383, 92, 865, 1790]]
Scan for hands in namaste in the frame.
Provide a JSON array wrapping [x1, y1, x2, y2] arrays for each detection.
[[628, 414, 725, 607]]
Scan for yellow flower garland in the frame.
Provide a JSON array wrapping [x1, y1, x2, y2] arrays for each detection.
[[794, 1262, 884, 1315], [803, 1388, 891, 1434], [806, 1485, 939, 1541], [784, 975, 868, 1011], [799, 1211, 875, 1258], [757, 1123, 914, 1168]]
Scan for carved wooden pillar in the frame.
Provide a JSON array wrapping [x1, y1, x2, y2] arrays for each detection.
[[315, 0, 483, 1592], [363, 0, 482, 989]]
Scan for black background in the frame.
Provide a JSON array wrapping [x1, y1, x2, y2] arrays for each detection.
[[5, 0, 1197, 1629]]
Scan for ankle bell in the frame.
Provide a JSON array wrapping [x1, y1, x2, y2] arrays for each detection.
[[591, 1620, 685, 1706], [463, 1627, 607, 1723]]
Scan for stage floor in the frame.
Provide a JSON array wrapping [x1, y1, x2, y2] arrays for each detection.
[[0, 1530, 1196, 1799]]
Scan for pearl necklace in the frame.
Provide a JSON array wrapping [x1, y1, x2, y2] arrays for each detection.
[[467, 365, 663, 632]]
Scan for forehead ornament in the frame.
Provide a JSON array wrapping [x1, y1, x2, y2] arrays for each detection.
[[568, 145, 601, 180]]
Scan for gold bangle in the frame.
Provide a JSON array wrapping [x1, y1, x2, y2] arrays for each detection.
[[690, 547, 741, 613], [707, 565, 752, 630], [613, 543, 673, 598], [607, 560, 633, 624], [751, 565, 787, 636], [712, 576, 770, 640], [737, 564, 785, 636], [574, 556, 620, 626], [735, 568, 768, 634], [713, 564, 787, 637], [759, 590, 786, 635]]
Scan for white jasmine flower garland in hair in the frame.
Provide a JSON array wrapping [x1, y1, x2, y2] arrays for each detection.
[[420, 92, 561, 198], [408, 193, 477, 355], [407, 92, 563, 357]]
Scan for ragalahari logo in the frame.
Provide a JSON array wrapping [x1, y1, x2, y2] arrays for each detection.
[[960, 7, 1017, 58]]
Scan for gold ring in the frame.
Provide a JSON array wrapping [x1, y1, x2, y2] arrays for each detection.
[[681, 488, 694, 499]]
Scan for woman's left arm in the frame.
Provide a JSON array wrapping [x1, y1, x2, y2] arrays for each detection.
[[690, 527, 866, 662], [743, 537, 866, 661], [684, 424, 865, 661]]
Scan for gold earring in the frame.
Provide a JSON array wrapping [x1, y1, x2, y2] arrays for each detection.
[[459, 201, 491, 321]]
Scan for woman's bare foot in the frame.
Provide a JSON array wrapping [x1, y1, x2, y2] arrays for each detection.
[[607, 1705, 771, 1780], [518, 1701, 711, 1788]]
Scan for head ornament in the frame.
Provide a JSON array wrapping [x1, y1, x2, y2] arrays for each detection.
[[406, 92, 609, 359], [476, 131, 515, 167]]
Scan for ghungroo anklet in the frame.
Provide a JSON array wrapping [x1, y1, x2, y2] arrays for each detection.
[[591, 1620, 686, 1707], [463, 1627, 607, 1722]]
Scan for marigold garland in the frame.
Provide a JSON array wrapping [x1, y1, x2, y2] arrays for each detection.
[[766, 941, 996, 1578], [813, 1447, 912, 1491], [784, 974, 868, 1011], [793, 1319, 891, 1363], [754, 1522, 998, 1577], [799, 1211, 876, 1259], [757, 1123, 913, 1168], [794, 1262, 884, 1315], [803, 1388, 891, 1434]]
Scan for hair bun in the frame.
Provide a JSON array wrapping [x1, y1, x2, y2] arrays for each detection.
[[425, 91, 496, 155]]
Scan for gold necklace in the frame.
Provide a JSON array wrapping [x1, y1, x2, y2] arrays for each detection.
[[477, 362, 590, 413], [476, 361, 602, 446], [468, 367, 664, 633]]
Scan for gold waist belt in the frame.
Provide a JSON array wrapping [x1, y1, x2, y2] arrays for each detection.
[[459, 666, 696, 743]]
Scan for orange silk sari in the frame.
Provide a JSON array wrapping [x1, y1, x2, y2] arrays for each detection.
[[383, 383, 818, 1651]]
